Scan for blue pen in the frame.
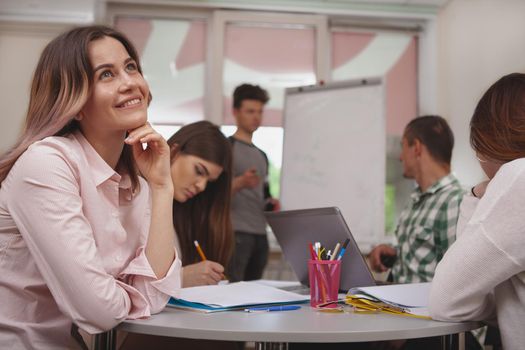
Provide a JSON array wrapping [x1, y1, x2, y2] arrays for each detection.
[[244, 305, 301, 313], [337, 238, 351, 260]]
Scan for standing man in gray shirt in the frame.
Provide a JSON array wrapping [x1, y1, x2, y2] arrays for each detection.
[[227, 84, 280, 282]]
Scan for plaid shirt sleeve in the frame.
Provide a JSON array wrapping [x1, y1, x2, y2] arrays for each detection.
[[392, 175, 464, 284], [433, 189, 464, 262]]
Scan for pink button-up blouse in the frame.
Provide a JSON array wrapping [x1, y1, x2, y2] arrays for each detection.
[[0, 131, 181, 349]]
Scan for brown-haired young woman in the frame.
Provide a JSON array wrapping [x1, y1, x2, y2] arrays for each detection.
[[430, 73, 525, 350], [167, 121, 233, 287], [121, 122, 237, 350], [0, 26, 181, 348]]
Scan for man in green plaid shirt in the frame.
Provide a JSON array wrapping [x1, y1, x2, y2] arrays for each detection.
[[369, 115, 464, 283]]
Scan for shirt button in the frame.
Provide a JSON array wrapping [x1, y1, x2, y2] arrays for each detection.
[[112, 212, 119, 218], [115, 255, 122, 262]]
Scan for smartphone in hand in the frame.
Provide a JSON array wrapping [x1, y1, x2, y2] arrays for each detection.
[[380, 254, 397, 268]]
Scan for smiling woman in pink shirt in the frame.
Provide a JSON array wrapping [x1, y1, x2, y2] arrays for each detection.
[[0, 26, 181, 349]]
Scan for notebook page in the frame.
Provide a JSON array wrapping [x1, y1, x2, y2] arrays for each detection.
[[178, 281, 308, 308], [348, 282, 430, 308]]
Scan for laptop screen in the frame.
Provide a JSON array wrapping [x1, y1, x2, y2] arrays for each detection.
[[265, 207, 376, 292]]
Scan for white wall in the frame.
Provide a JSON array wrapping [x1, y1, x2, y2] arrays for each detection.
[[436, 0, 525, 187], [0, 23, 66, 152]]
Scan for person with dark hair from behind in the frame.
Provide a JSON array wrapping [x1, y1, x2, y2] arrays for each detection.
[[430, 73, 525, 350], [227, 83, 280, 282]]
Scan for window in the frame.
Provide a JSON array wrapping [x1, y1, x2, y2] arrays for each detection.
[[218, 14, 324, 198], [331, 30, 418, 135], [114, 16, 207, 128], [222, 23, 316, 127], [110, 7, 423, 234]]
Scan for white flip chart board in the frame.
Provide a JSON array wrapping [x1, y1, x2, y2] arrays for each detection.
[[280, 78, 385, 250]]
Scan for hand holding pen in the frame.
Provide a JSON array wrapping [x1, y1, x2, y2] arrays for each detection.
[[182, 261, 225, 287], [181, 240, 225, 287], [194, 240, 207, 261]]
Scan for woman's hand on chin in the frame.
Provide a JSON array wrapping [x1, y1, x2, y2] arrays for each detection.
[[125, 123, 173, 191], [472, 180, 490, 198]]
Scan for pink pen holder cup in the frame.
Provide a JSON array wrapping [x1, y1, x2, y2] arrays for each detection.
[[308, 259, 342, 308]]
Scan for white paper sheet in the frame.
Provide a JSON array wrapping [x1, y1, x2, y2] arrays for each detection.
[[252, 279, 302, 289], [348, 282, 431, 308], [178, 281, 309, 308]]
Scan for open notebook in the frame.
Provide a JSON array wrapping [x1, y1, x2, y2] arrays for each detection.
[[168, 281, 309, 313]]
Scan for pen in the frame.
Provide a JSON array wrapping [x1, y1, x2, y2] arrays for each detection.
[[319, 247, 326, 260], [315, 242, 320, 257], [330, 243, 341, 261], [244, 305, 301, 312], [337, 239, 350, 260], [194, 240, 207, 261], [308, 242, 317, 260]]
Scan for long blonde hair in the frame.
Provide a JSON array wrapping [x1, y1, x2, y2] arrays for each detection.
[[0, 25, 148, 190]]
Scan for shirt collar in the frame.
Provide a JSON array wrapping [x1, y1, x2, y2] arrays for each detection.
[[73, 131, 122, 187], [410, 173, 458, 202]]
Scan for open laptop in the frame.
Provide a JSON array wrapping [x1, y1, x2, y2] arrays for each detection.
[[265, 207, 376, 292]]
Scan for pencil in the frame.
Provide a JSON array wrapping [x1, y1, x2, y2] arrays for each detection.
[[330, 243, 341, 261], [194, 240, 207, 261]]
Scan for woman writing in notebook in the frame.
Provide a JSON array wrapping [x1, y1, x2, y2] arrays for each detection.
[[167, 121, 234, 287], [0, 26, 181, 348], [121, 121, 236, 350], [430, 73, 525, 350]]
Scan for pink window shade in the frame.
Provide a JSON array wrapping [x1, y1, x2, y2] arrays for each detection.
[[114, 17, 207, 125], [331, 31, 418, 137], [385, 39, 417, 137], [332, 32, 376, 70], [223, 24, 316, 126]]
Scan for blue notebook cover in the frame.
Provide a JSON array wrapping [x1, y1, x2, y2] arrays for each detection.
[[167, 297, 307, 313]]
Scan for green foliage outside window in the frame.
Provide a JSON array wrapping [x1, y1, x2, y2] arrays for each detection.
[[385, 184, 396, 234], [268, 162, 280, 198]]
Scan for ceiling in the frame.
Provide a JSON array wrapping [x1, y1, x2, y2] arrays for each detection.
[[0, 0, 99, 23], [0, 0, 450, 24]]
